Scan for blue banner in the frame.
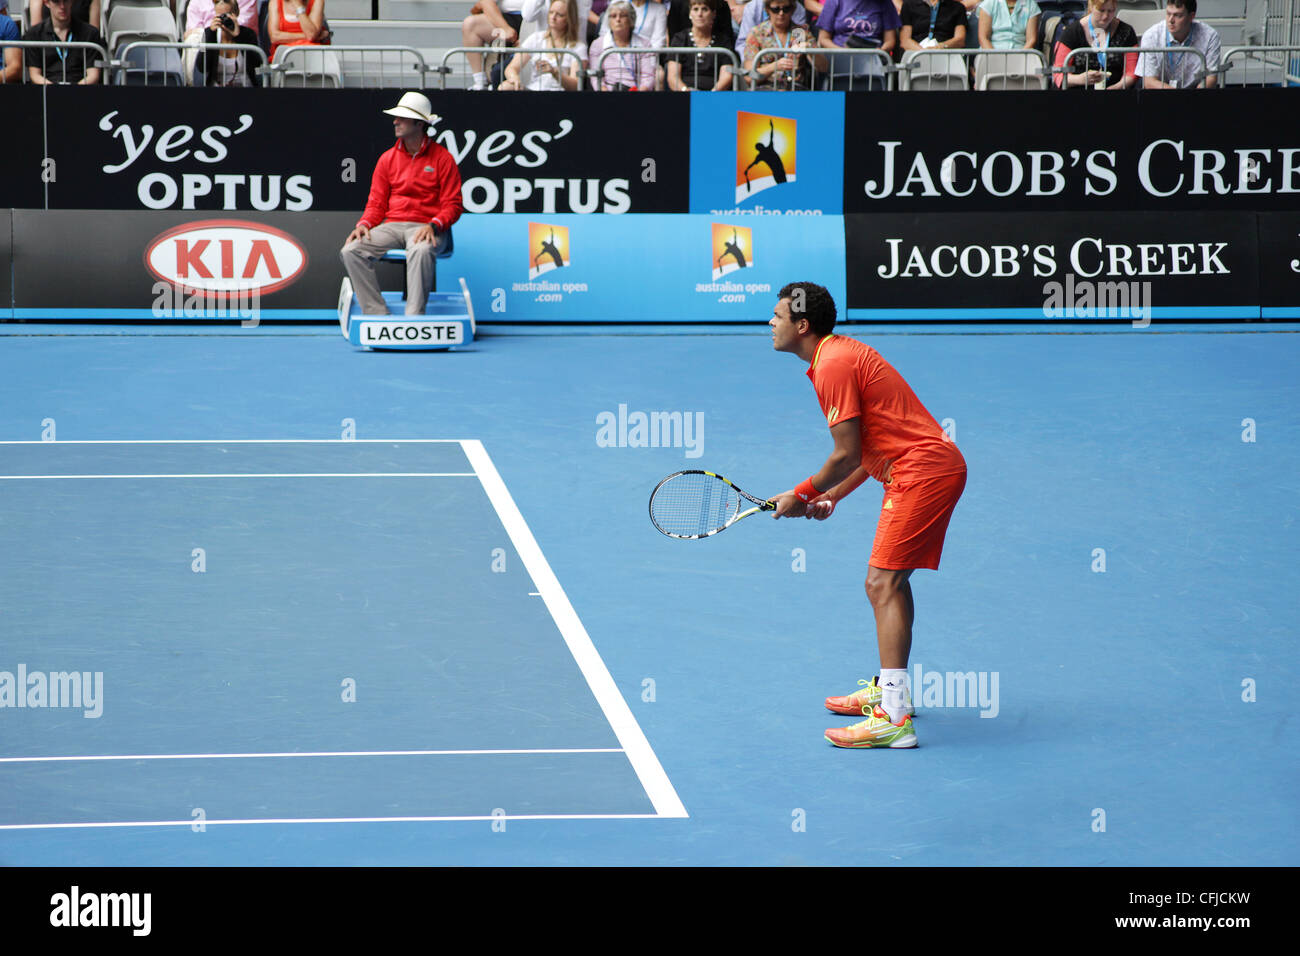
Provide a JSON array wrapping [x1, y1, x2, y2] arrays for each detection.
[[688, 92, 845, 216], [444, 213, 847, 323]]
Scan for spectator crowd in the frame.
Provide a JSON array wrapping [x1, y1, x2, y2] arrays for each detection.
[[0, 0, 1241, 88]]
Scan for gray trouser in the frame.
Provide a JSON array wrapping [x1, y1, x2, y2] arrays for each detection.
[[339, 222, 437, 315]]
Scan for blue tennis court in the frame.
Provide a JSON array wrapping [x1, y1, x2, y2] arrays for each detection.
[[0, 321, 1296, 866]]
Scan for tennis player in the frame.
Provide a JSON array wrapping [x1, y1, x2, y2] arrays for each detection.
[[769, 282, 966, 748]]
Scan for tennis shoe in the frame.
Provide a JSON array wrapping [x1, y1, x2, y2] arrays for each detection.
[[825, 704, 918, 749], [825, 676, 914, 718]]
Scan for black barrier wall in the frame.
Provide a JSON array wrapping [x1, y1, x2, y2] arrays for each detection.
[[843, 90, 1300, 214], [3, 88, 1298, 321], [845, 212, 1262, 317], [4, 88, 691, 214]]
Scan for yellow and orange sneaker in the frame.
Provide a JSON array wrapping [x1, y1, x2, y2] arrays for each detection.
[[825, 704, 918, 749], [825, 677, 914, 718]]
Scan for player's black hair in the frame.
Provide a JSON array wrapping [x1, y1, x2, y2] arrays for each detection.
[[1166, 0, 1196, 12], [778, 282, 837, 336]]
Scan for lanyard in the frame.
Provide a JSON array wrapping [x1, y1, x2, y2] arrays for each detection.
[[1165, 26, 1188, 77], [1084, 17, 1108, 71], [927, 1, 939, 39]]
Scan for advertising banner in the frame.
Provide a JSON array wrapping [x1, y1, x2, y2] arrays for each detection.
[[9, 210, 844, 322], [451, 213, 846, 322], [844, 89, 1300, 214], [0, 209, 10, 318], [846, 212, 1260, 321], [1258, 214, 1300, 320], [689, 92, 843, 216], [11, 209, 360, 319], [33, 88, 690, 214], [1, 86, 45, 211]]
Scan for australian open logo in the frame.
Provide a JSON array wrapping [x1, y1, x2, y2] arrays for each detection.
[[736, 112, 797, 204], [712, 224, 753, 280], [528, 222, 570, 279]]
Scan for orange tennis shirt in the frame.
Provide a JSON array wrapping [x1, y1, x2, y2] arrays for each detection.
[[806, 334, 966, 484]]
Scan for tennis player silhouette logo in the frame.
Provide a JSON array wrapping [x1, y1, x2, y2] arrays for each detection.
[[527, 222, 570, 279], [717, 229, 747, 272], [734, 112, 797, 205], [743, 120, 787, 194], [711, 223, 753, 280]]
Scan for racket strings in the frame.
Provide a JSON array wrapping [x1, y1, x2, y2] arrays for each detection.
[[650, 473, 741, 537]]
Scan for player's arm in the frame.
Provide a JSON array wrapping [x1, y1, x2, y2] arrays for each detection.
[[773, 418, 861, 518]]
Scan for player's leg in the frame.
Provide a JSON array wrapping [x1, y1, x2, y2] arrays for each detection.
[[866, 566, 914, 670], [824, 472, 965, 748]]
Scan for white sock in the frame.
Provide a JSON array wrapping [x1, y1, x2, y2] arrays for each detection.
[[879, 668, 910, 723], [471, 71, 487, 89]]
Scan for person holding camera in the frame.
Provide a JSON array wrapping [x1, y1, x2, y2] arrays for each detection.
[[201, 0, 260, 86], [816, 0, 900, 89], [186, 0, 259, 39]]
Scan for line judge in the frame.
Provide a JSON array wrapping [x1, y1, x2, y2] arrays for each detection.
[[340, 92, 464, 315]]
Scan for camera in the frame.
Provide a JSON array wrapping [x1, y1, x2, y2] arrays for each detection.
[[219, 13, 237, 31]]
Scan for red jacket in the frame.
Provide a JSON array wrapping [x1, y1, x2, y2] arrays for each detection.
[[359, 136, 464, 232]]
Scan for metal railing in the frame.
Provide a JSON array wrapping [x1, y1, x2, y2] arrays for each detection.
[[0, 40, 109, 84], [116, 40, 268, 87], [268, 44, 429, 88], [595, 44, 742, 91], [1057, 45, 1211, 89], [1218, 44, 1300, 86], [748, 45, 892, 91], [438, 45, 586, 90]]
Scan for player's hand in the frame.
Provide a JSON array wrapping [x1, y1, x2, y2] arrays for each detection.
[[411, 224, 437, 246], [771, 491, 808, 519], [347, 223, 370, 244], [804, 497, 835, 520]]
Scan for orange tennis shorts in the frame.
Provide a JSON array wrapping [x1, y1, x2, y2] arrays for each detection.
[[870, 470, 967, 571]]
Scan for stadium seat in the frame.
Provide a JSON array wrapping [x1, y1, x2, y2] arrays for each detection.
[[115, 43, 186, 84], [106, 5, 178, 54], [898, 50, 969, 90], [271, 45, 344, 87], [975, 50, 1046, 89]]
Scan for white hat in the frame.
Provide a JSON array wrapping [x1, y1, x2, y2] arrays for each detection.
[[383, 91, 439, 125]]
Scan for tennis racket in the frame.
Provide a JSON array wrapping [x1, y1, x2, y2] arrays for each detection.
[[649, 470, 776, 540]]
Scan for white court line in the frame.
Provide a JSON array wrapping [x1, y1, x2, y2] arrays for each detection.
[[0, 814, 665, 831], [0, 438, 687, 827], [0, 749, 623, 763], [0, 473, 476, 480], [461, 439, 688, 820], [0, 439, 466, 444]]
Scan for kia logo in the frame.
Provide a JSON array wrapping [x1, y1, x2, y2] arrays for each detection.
[[144, 220, 308, 297]]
